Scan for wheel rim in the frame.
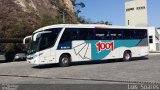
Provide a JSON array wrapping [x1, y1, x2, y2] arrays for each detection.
[[125, 53, 130, 60], [62, 57, 69, 64]]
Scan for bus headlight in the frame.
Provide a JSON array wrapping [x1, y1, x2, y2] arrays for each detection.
[[27, 54, 38, 60]]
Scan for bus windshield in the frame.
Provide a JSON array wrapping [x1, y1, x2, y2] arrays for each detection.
[[27, 36, 40, 55], [27, 28, 62, 55]]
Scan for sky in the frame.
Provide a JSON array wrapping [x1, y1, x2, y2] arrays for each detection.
[[77, 0, 160, 27]]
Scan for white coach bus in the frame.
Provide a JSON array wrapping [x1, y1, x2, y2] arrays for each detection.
[[23, 24, 149, 67]]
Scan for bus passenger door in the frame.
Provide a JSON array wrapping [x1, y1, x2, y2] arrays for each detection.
[[38, 35, 54, 63], [38, 36, 51, 63]]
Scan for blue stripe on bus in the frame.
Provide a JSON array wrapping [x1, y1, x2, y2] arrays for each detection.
[[57, 41, 72, 50], [57, 40, 141, 60], [85, 40, 141, 60]]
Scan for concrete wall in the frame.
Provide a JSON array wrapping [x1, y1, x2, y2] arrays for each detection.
[[148, 27, 156, 51], [156, 29, 160, 34], [147, 27, 160, 52]]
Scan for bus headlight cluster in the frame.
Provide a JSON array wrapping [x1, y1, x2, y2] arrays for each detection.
[[27, 54, 37, 60]]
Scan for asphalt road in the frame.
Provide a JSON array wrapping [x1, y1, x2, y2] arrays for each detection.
[[0, 54, 160, 84]]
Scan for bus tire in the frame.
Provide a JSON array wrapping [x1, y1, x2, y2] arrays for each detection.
[[123, 51, 131, 61], [59, 54, 71, 67]]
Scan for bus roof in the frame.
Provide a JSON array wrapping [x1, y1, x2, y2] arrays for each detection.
[[34, 24, 149, 33]]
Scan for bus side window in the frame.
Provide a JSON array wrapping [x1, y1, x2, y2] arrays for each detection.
[[60, 28, 79, 43], [134, 29, 147, 39], [39, 36, 48, 51], [38, 29, 61, 51], [95, 29, 123, 40], [60, 29, 71, 43], [39, 33, 54, 51], [95, 29, 109, 40], [78, 28, 95, 40], [123, 29, 135, 39], [71, 29, 79, 40], [109, 29, 122, 40]]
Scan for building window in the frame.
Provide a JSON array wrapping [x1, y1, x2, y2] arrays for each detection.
[[128, 20, 130, 25], [126, 8, 134, 12], [149, 36, 153, 43], [137, 6, 145, 10]]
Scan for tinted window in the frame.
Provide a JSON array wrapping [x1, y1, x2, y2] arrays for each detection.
[[134, 29, 147, 39], [95, 29, 123, 40], [109, 29, 123, 39], [78, 28, 95, 40], [60, 28, 147, 41], [60, 28, 95, 42], [38, 28, 61, 51], [123, 29, 147, 39], [123, 29, 135, 39], [95, 29, 110, 40], [60, 28, 77, 43]]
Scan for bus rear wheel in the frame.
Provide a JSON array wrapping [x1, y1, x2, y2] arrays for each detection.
[[59, 54, 71, 67], [123, 51, 131, 61]]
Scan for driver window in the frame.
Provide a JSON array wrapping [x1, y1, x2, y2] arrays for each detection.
[[38, 32, 54, 51], [39, 37, 49, 51]]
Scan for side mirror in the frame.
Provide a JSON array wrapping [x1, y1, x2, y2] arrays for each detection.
[[33, 31, 52, 41], [33, 33, 41, 41], [23, 36, 32, 44]]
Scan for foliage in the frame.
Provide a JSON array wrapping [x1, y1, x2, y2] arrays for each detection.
[[0, 0, 111, 53], [0, 0, 74, 53], [5, 24, 33, 38], [72, 0, 111, 25], [0, 15, 64, 53], [36, 15, 63, 28], [0, 43, 18, 53], [78, 16, 112, 25], [71, 0, 85, 16], [94, 21, 112, 25], [3, 43, 15, 53]]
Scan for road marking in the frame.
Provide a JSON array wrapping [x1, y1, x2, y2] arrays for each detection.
[[0, 74, 160, 84]]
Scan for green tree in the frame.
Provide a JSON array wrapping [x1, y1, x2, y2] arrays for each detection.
[[78, 16, 112, 25], [94, 21, 112, 25], [78, 16, 92, 24], [37, 15, 63, 28], [71, 0, 85, 16]]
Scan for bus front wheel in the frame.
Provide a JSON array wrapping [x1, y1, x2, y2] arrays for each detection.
[[59, 54, 71, 67], [123, 51, 131, 61]]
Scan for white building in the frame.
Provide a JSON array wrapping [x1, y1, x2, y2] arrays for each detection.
[[125, 0, 148, 27], [125, 0, 160, 52], [148, 27, 160, 52], [156, 28, 160, 34]]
